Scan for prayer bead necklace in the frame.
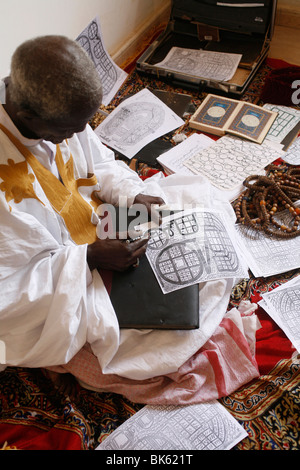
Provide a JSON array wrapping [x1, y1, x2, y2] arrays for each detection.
[[234, 165, 300, 238]]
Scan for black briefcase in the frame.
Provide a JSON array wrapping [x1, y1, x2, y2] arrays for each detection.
[[136, 0, 278, 97]]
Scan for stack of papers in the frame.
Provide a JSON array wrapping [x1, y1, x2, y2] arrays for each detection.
[[157, 133, 284, 202], [281, 137, 300, 165]]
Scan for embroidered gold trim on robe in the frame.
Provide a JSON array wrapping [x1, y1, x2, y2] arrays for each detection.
[[0, 158, 43, 205], [0, 123, 101, 245]]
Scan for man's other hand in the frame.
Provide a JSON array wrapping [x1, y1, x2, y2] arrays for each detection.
[[87, 235, 149, 272], [133, 194, 165, 214]]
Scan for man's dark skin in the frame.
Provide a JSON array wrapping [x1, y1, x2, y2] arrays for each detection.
[[4, 71, 164, 273]]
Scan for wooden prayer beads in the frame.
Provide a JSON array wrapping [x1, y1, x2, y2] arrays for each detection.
[[234, 165, 300, 238]]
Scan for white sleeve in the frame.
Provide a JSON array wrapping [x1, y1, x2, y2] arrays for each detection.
[[0, 196, 119, 369], [77, 125, 145, 206], [78, 125, 165, 206]]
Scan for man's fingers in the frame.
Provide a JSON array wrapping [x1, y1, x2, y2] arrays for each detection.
[[124, 235, 149, 266], [128, 234, 149, 249]]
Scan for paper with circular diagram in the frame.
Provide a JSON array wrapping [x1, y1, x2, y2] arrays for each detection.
[[143, 209, 248, 294], [183, 135, 284, 191], [76, 16, 128, 106], [154, 47, 242, 82], [235, 222, 300, 278], [260, 276, 300, 354], [94, 88, 184, 158], [96, 400, 248, 451]]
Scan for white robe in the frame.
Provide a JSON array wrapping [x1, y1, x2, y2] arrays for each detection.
[[0, 103, 237, 380]]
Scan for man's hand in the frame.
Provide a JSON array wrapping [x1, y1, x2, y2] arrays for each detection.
[[133, 194, 165, 214], [87, 195, 165, 272], [133, 194, 165, 226], [87, 235, 149, 272]]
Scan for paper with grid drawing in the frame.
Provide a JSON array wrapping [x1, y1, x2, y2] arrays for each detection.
[[143, 209, 247, 294], [260, 276, 300, 353], [235, 221, 300, 278], [156, 132, 214, 175], [76, 16, 128, 106], [94, 88, 184, 158], [263, 104, 300, 144], [281, 137, 300, 165], [183, 135, 284, 191], [96, 400, 248, 451], [154, 47, 242, 82]]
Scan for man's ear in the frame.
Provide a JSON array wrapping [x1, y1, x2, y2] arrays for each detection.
[[16, 109, 38, 123]]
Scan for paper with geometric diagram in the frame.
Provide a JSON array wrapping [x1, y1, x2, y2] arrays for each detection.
[[235, 223, 300, 278], [156, 132, 214, 175], [154, 47, 242, 82], [94, 88, 184, 158], [260, 275, 300, 353], [144, 209, 248, 294], [76, 16, 128, 106], [263, 104, 300, 145], [281, 137, 300, 165], [183, 135, 284, 191], [96, 400, 248, 451]]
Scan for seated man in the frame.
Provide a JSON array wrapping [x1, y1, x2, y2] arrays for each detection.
[[0, 34, 164, 372], [0, 36, 259, 405]]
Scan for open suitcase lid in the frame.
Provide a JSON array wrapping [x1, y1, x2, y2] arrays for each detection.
[[170, 0, 277, 38], [136, 0, 278, 96]]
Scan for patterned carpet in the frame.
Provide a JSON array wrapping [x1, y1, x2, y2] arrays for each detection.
[[0, 367, 142, 450], [1, 57, 300, 451], [1, 272, 299, 450], [222, 357, 300, 450], [224, 271, 300, 450]]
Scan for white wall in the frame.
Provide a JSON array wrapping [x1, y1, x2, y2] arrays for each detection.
[[0, 0, 171, 77]]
